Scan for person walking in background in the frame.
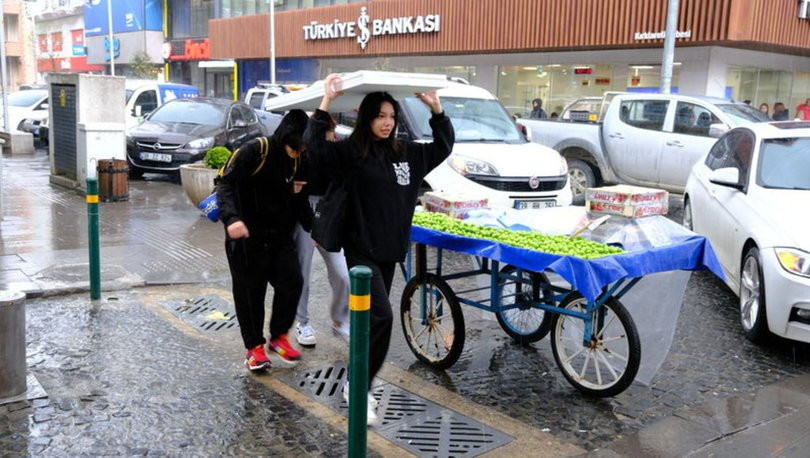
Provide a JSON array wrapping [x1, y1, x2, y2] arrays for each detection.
[[772, 102, 790, 121], [758, 103, 769, 117], [217, 110, 311, 371], [529, 98, 548, 119], [293, 114, 351, 348], [305, 74, 455, 425]]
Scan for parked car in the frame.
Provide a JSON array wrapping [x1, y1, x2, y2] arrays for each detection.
[[519, 93, 771, 204], [126, 80, 200, 129], [6, 89, 48, 133], [683, 122, 810, 343], [126, 97, 265, 178], [244, 82, 289, 111]]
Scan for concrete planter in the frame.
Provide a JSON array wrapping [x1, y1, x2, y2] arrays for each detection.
[[180, 163, 218, 207]]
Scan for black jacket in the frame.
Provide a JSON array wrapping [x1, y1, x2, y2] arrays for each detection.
[[305, 109, 455, 263], [216, 137, 312, 242]]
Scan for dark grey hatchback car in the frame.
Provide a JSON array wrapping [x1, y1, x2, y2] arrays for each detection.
[[126, 97, 266, 178]]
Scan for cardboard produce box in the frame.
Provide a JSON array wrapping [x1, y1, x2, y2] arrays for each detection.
[[421, 191, 489, 219], [586, 185, 668, 218]]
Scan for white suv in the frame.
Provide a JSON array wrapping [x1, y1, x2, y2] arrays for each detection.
[[244, 83, 289, 111], [402, 82, 572, 209]]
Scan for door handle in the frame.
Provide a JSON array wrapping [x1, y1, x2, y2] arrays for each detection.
[[608, 132, 624, 139], [666, 140, 684, 147]]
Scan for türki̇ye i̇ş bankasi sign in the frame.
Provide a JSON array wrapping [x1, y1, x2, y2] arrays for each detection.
[[302, 7, 441, 50]]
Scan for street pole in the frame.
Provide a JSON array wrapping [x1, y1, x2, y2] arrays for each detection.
[[0, 0, 10, 133], [86, 176, 101, 301], [269, 0, 275, 85], [660, 0, 680, 94], [107, 0, 115, 76], [348, 266, 371, 457]]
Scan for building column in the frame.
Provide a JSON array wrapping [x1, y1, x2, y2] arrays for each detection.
[[473, 64, 498, 94], [678, 48, 728, 98]]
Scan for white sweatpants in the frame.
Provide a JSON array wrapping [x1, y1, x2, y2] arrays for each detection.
[[293, 195, 350, 326]]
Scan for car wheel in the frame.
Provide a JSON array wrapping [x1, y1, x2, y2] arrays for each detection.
[[567, 159, 596, 206], [683, 197, 693, 231], [740, 247, 769, 343]]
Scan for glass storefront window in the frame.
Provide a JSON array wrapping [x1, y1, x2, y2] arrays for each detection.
[[727, 66, 800, 120], [625, 64, 680, 94], [497, 64, 622, 118]]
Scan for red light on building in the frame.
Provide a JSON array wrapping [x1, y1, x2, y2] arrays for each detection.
[[574, 67, 593, 75]]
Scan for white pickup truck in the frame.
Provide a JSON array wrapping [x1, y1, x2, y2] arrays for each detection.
[[519, 93, 770, 203]]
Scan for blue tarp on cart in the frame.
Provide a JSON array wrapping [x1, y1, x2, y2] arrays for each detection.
[[410, 224, 724, 303]]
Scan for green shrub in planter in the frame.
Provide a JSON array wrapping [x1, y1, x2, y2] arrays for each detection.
[[203, 146, 232, 169]]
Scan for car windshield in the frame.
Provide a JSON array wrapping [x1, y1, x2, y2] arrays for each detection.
[[717, 103, 771, 124], [401, 96, 524, 143], [8, 91, 45, 107], [757, 137, 810, 190], [147, 100, 226, 126]]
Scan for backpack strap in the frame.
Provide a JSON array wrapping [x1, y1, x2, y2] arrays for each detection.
[[216, 137, 270, 179]]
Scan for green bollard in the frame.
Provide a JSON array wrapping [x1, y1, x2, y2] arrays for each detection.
[[348, 265, 372, 458], [86, 177, 101, 301]]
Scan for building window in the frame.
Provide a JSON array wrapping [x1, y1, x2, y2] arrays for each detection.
[[38, 34, 49, 53], [172, 0, 214, 38], [51, 32, 63, 52], [497, 64, 620, 118]]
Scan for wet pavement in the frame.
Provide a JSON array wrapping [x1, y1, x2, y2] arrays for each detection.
[[2, 150, 810, 456]]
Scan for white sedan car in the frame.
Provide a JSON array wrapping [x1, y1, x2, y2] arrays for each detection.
[[684, 122, 810, 343]]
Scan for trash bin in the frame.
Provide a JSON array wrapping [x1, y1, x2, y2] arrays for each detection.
[[0, 290, 27, 399], [97, 158, 129, 202]]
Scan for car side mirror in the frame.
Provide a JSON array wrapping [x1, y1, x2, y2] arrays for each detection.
[[40, 103, 49, 111], [708, 123, 729, 138], [709, 167, 743, 190], [134, 106, 142, 117]]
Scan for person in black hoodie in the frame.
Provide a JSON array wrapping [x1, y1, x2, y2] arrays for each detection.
[[305, 74, 455, 425], [529, 98, 548, 119], [217, 109, 312, 371]]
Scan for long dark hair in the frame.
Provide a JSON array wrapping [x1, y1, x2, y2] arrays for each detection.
[[349, 92, 402, 159], [270, 109, 308, 153]]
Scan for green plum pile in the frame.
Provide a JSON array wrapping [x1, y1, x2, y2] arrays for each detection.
[[412, 212, 623, 259]]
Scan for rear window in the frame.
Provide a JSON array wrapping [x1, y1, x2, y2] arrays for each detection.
[[248, 92, 265, 109]]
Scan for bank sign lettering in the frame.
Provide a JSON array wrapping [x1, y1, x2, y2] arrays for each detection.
[[302, 7, 441, 50]]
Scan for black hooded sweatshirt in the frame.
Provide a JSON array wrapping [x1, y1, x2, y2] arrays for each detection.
[[217, 136, 312, 242], [304, 108, 454, 263]]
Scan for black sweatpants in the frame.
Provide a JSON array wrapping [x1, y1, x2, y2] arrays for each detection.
[[344, 251, 395, 389], [225, 237, 303, 349]]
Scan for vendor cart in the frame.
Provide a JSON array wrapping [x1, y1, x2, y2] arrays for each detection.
[[398, 215, 724, 397]]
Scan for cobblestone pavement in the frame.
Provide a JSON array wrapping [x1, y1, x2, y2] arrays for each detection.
[[0, 292, 361, 457]]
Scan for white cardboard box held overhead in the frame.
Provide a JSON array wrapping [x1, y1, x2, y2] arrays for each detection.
[[263, 70, 450, 112]]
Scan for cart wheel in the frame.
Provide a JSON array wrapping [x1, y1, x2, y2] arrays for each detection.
[[550, 292, 640, 397], [400, 273, 465, 369], [495, 265, 553, 345]]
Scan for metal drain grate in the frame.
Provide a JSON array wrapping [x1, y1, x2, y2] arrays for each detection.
[[390, 410, 512, 456], [161, 295, 239, 333], [285, 364, 512, 456]]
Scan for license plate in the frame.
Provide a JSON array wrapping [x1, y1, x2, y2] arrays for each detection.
[[514, 199, 557, 209], [140, 152, 172, 163]]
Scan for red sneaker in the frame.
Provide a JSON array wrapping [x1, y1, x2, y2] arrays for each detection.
[[268, 334, 301, 364], [245, 345, 271, 371]]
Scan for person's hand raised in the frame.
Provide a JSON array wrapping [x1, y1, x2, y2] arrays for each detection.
[[324, 74, 344, 101], [415, 91, 442, 114]]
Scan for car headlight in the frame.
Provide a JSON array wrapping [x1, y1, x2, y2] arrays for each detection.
[[559, 156, 568, 175], [449, 156, 499, 176], [186, 137, 214, 150], [776, 248, 810, 278]]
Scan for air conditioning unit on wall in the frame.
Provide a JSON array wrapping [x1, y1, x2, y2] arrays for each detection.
[[800, 0, 810, 19]]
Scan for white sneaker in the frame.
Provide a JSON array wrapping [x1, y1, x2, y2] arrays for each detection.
[[295, 323, 316, 347], [332, 321, 350, 344], [342, 382, 380, 426]]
